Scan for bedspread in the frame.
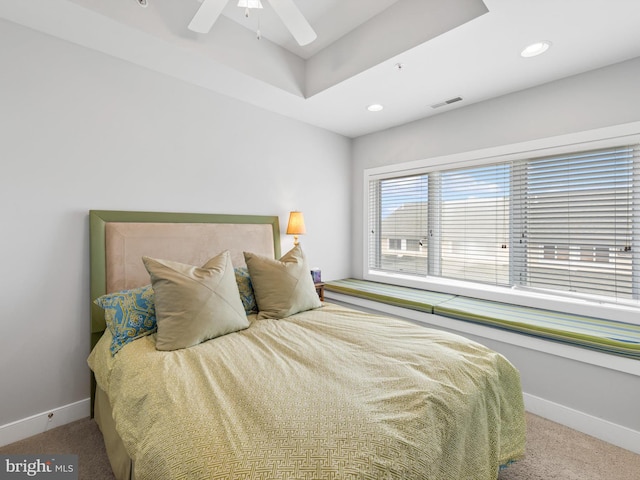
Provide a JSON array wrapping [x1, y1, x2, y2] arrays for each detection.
[[89, 303, 525, 480]]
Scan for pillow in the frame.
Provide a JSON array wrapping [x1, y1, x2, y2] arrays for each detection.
[[94, 285, 156, 355], [244, 244, 322, 319], [143, 251, 249, 351], [234, 267, 258, 314]]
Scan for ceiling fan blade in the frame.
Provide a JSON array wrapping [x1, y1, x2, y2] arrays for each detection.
[[188, 0, 229, 33], [268, 0, 317, 46]]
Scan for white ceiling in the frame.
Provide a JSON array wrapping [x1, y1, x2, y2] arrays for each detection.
[[3, 0, 640, 138]]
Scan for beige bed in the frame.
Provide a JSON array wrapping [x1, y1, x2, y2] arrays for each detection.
[[88, 210, 526, 480]]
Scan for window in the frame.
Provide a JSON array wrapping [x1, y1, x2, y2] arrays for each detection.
[[512, 147, 637, 300], [388, 238, 402, 250], [367, 143, 640, 306], [440, 164, 510, 285], [369, 174, 428, 276]]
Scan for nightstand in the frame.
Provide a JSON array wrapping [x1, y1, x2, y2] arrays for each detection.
[[314, 282, 325, 301]]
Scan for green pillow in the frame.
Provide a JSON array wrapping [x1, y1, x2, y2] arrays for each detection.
[[143, 251, 249, 351], [244, 245, 322, 319]]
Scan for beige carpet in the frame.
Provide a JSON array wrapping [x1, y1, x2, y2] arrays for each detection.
[[0, 415, 114, 479], [498, 414, 640, 480], [1, 412, 638, 479]]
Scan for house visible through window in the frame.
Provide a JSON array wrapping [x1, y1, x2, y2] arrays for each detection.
[[367, 144, 640, 305]]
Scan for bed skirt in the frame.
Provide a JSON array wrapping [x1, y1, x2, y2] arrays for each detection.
[[94, 386, 135, 480]]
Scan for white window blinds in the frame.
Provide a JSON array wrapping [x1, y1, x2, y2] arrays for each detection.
[[368, 174, 429, 276], [440, 163, 510, 285], [367, 143, 640, 304], [512, 146, 640, 300]]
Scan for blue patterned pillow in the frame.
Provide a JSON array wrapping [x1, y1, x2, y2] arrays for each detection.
[[94, 285, 157, 355], [234, 267, 258, 314]]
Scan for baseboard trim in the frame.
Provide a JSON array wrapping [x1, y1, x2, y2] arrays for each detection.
[[0, 398, 91, 448], [523, 393, 640, 454]]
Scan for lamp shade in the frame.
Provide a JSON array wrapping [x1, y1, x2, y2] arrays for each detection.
[[286, 211, 306, 235]]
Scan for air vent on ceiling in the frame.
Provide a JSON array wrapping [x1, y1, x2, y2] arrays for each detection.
[[430, 96, 463, 109]]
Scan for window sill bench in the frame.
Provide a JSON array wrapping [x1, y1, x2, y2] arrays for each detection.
[[325, 278, 640, 361]]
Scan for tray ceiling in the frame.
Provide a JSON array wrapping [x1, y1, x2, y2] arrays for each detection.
[[2, 0, 640, 137]]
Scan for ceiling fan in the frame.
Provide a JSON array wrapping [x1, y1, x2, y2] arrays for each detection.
[[189, 0, 317, 46]]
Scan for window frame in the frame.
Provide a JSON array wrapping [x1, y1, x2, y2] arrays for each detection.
[[362, 122, 640, 326]]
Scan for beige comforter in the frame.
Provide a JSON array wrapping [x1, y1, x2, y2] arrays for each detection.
[[89, 303, 525, 480]]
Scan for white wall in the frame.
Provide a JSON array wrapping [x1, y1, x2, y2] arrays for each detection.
[[0, 20, 351, 431]]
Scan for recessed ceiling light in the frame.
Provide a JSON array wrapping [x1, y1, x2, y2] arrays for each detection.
[[520, 41, 552, 58], [367, 104, 384, 112]]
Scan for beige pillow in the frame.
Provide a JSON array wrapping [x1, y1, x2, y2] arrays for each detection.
[[244, 244, 322, 319], [143, 251, 249, 351]]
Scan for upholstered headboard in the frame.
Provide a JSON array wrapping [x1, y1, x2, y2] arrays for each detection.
[[90, 210, 281, 349]]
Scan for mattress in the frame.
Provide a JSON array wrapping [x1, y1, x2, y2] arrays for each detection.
[[88, 302, 525, 480]]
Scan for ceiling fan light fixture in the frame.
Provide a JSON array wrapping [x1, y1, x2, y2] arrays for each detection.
[[238, 0, 263, 9], [190, 0, 315, 46], [367, 104, 384, 112]]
